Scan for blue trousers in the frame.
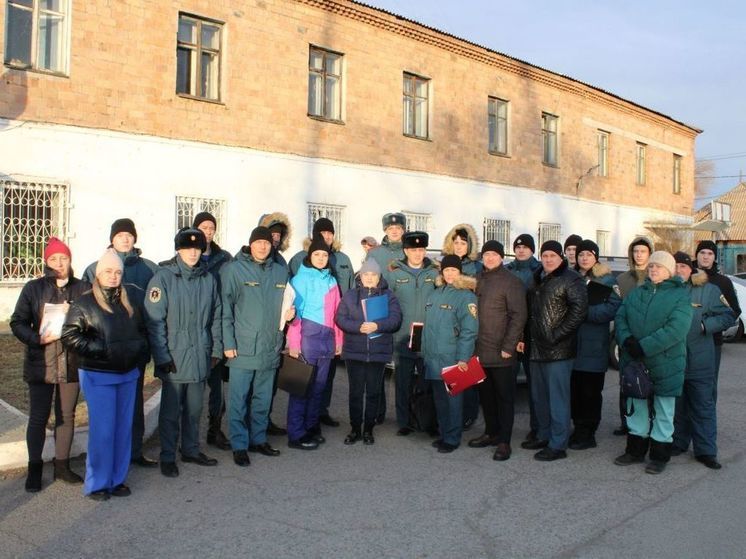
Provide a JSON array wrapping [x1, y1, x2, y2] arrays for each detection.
[[395, 354, 425, 428], [674, 375, 717, 456], [627, 396, 675, 443], [431, 379, 464, 446], [516, 352, 538, 432], [319, 356, 339, 417], [159, 380, 205, 462], [79, 368, 138, 496], [287, 356, 331, 441], [462, 386, 480, 423], [228, 368, 274, 450], [530, 359, 573, 450]]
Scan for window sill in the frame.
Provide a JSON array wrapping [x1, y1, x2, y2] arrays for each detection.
[[542, 162, 559, 169], [307, 114, 345, 125], [3, 64, 69, 79], [176, 93, 225, 106], [489, 150, 510, 158], [403, 133, 432, 142]]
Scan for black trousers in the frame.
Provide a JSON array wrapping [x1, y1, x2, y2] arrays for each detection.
[[27, 382, 79, 461], [477, 366, 515, 444], [346, 360, 386, 430], [570, 370, 606, 434]]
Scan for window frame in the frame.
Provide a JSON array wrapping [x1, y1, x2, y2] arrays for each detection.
[[597, 130, 609, 177], [483, 218, 511, 253], [307, 45, 344, 124], [673, 154, 682, 195], [402, 72, 430, 140], [636, 142, 647, 186], [596, 230, 611, 256], [401, 210, 432, 235], [307, 202, 345, 242], [488, 97, 509, 156], [538, 222, 562, 248], [176, 12, 224, 103], [542, 112, 559, 167], [4, 0, 71, 75], [174, 195, 226, 245]]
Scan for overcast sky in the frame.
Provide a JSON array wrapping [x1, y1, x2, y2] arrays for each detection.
[[368, 0, 746, 205]]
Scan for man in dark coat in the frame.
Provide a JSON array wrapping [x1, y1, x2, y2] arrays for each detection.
[[469, 241, 527, 461], [521, 241, 588, 461]]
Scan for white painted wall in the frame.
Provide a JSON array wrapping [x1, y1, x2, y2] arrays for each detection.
[[0, 119, 691, 318]]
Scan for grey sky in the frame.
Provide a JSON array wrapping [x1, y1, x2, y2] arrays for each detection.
[[368, 0, 746, 205]]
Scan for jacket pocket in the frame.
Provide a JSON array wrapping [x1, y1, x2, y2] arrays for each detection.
[[237, 330, 259, 356]]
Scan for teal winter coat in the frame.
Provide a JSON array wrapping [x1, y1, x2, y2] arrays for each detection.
[[615, 276, 693, 397], [388, 258, 439, 357], [366, 237, 404, 284], [505, 256, 541, 289]]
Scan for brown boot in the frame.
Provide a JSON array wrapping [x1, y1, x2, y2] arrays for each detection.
[[53, 458, 83, 485]]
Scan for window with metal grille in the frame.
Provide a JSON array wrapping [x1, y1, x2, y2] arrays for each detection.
[[488, 97, 509, 155], [542, 113, 559, 166], [308, 46, 343, 121], [483, 218, 511, 250], [4, 0, 70, 74], [308, 203, 344, 242], [538, 222, 562, 247], [403, 73, 429, 139], [636, 143, 646, 186], [673, 154, 682, 195], [596, 230, 610, 256], [402, 211, 432, 234], [1, 179, 67, 282], [597, 130, 609, 177], [176, 13, 222, 101], [175, 196, 226, 245]]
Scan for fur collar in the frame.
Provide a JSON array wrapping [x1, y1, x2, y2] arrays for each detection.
[[690, 269, 708, 287], [301, 236, 342, 252], [435, 273, 477, 291]]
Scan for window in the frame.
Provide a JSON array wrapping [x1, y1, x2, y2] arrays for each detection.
[[488, 97, 509, 155], [403, 73, 429, 139], [308, 203, 344, 241], [1, 179, 67, 282], [483, 218, 511, 251], [542, 113, 559, 166], [308, 47, 343, 121], [597, 131, 609, 177], [175, 196, 226, 245], [402, 210, 432, 234], [538, 222, 562, 248], [176, 13, 222, 101], [636, 143, 646, 185], [737, 254, 746, 274], [4, 0, 70, 74], [596, 230, 610, 256], [673, 154, 682, 194]]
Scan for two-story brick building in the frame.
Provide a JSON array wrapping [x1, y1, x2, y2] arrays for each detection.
[[0, 0, 700, 315]]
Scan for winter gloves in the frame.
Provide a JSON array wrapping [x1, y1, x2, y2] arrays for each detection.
[[623, 336, 645, 359]]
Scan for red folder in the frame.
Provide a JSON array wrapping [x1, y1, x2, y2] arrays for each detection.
[[441, 356, 486, 396]]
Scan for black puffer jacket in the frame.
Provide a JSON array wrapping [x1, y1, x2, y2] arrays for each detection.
[[61, 284, 149, 373], [10, 269, 90, 384], [528, 260, 588, 362]]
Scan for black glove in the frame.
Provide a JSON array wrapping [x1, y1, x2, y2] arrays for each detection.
[[623, 336, 644, 359], [156, 361, 177, 375]]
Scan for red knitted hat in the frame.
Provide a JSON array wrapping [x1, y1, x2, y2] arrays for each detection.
[[44, 237, 71, 261]]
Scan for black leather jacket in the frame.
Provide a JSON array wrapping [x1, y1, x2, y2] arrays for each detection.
[[61, 284, 149, 373], [528, 260, 588, 362]]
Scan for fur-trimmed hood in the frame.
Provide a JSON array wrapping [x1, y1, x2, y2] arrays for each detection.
[[690, 269, 708, 287], [580, 261, 612, 279], [442, 223, 480, 262], [301, 236, 343, 253], [627, 236, 654, 271], [258, 212, 292, 253], [435, 273, 477, 291]]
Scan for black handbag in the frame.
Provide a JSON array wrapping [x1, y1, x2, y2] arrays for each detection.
[[621, 360, 653, 399], [277, 353, 315, 397]]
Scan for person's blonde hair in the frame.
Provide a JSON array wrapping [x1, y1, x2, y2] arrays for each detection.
[[92, 278, 134, 317]]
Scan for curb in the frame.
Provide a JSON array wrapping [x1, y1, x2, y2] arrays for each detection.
[[0, 389, 161, 472]]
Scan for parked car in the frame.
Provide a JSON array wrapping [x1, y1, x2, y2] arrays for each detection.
[[722, 275, 746, 342]]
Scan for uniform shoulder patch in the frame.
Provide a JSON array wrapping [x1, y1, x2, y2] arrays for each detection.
[[720, 294, 731, 308], [148, 287, 162, 303], [612, 284, 621, 297], [468, 303, 478, 319]]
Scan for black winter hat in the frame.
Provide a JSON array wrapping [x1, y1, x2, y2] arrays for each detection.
[[564, 234, 583, 250], [630, 237, 653, 252], [696, 240, 718, 257], [674, 251, 695, 271], [382, 212, 406, 231], [402, 231, 429, 249], [481, 240, 505, 258], [440, 254, 462, 272], [174, 227, 207, 252], [513, 234, 535, 253], [577, 239, 600, 261], [312, 217, 335, 236], [192, 211, 216, 229], [249, 226, 272, 245], [110, 218, 137, 243], [540, 240, 563, 258], [308, 234, 331, 255]]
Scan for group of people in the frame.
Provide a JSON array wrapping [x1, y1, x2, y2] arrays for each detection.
[[11, 210, 739, 500]]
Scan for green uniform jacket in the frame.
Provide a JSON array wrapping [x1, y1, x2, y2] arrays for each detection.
[[221, 247, 289, 371], [389, 258, 439, 357], [144, 257, 222, 383], [615, 276, 693, 397], [422, 275, 478, 380], [366, 237, 404, 284]]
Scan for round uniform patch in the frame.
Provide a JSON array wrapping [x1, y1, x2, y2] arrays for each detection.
[[468, 303, 478, 319], [613, 284, 621, 297], [149, 287, 162, 303]]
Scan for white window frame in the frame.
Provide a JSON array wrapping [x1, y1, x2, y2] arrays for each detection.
[[176, 13, 223, 101], [542, 112, 559, 166], [596, 230, 610, 256], [597, 130, 609, 177], [673, 154, 682, 195], [308, 46, 344, 122], [4, 0, 71, 74], [307, 202, 345, 242], [402, 210, 432, 235], [488, 97, 509, 156], [1, 179, 68, 283], [538, 222, 562, 248], [483, 218, 511, 252], [175, 196, 226, 245], [402, 72, 430, 140], [636, 143, 647, 186]]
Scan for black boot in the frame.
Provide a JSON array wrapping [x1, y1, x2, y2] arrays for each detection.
[[206, 415, 231, 450], [646, 440, 672, 474], [344, 428, 361, 445], [362, 425, 375, 445], [25, 460, 43, 493], [614, 434, 649, 466], [53, 458, 83, 485]]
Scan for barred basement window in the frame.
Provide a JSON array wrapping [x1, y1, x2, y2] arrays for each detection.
[[4, 0, 70, 74], [1, 179, 68, 282], [596, 230, 610, 256], [175, 196, 226, 245], [402, 211, 432, 234], [308, 203, 344, 242], [538, 222, 562, 248], [483, 218, 511, 251], [176, 13, 222, 101], [308, 46, 343, 121]]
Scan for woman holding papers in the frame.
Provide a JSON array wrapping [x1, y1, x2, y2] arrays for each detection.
[[10, 237, 89, 493], [422, 255, 478, 453], [335, 259, 402, 445]]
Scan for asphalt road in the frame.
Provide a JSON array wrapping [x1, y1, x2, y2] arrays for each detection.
[[1, 344, 745, 559]]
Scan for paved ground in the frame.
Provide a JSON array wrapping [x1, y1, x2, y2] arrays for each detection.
[[1, 344, 745, 559]]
